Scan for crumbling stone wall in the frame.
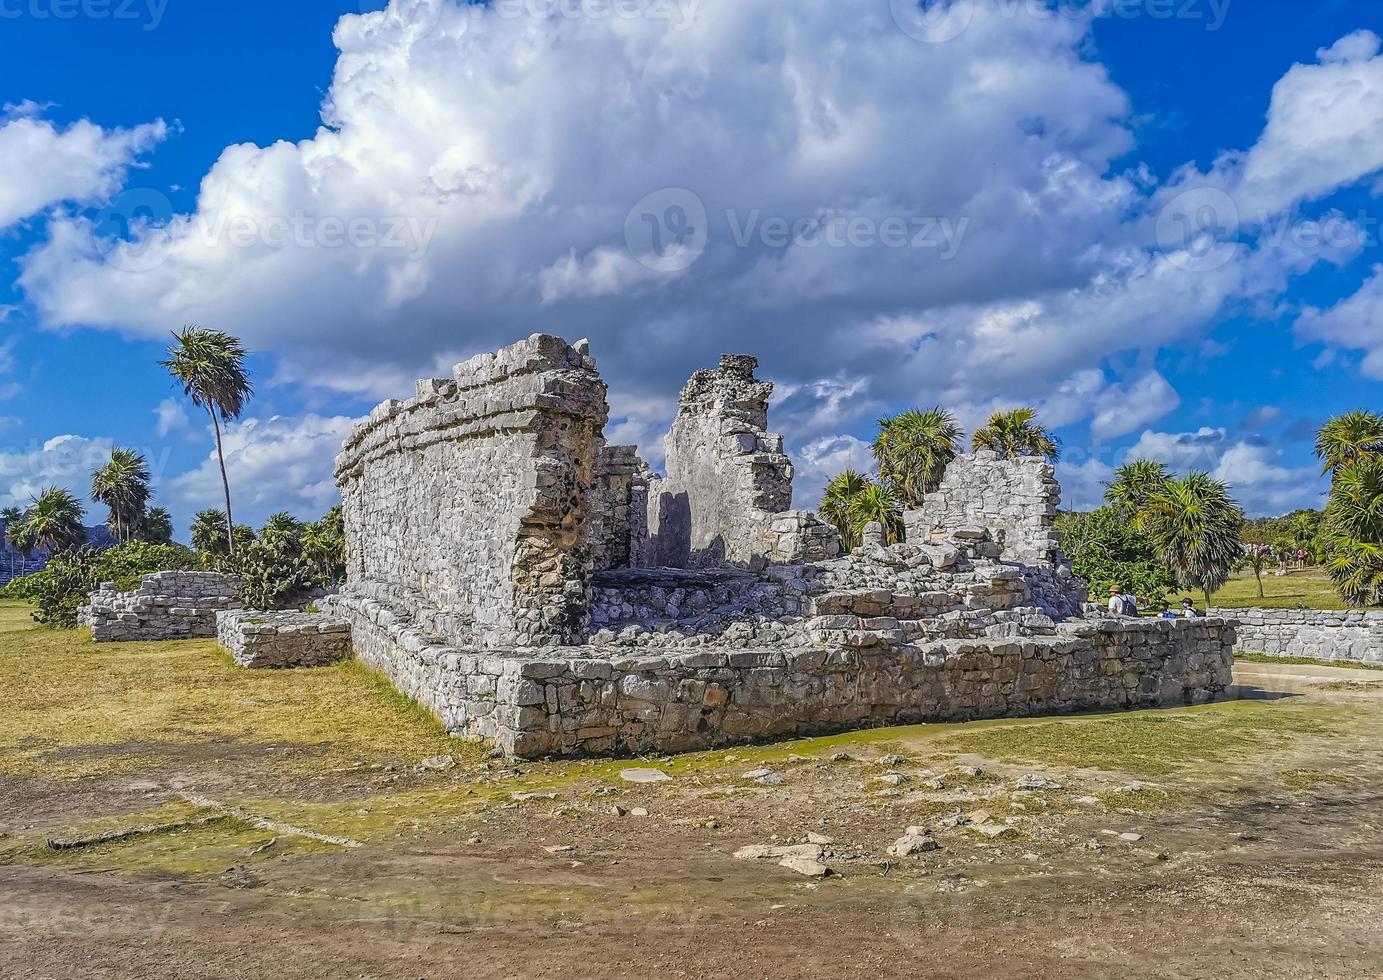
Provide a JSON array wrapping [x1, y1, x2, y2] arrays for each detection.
[[1209, 607, 1383, 665], [589, 445, 651, 572], [82, 571, 243, 642], [327, 587, 1234, 758], [218, 610, 352, 669], [645, 355, 796, 569], [905, 451, 1063, 563], [335, 334, 609, 649]]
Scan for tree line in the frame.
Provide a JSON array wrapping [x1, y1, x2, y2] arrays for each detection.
[[817, 404, 1383, 613], [1, 327, 344, 627]]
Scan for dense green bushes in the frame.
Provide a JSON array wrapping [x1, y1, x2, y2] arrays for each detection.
[[5, 542, 202, 629]]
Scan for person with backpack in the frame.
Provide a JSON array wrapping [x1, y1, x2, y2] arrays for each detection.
[[1108, 586, 1137, 617]]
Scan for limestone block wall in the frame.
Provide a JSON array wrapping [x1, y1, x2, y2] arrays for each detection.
[[645, 355, 794, 570], [1209, 607, 1383, 664], [335, 335, 609, 648], [589, 444, 650, 572], [217, 610, 352, 669], [81, 571, 244, 642], [325, 587, 1235, 758], [905, 452, 1063, 563]]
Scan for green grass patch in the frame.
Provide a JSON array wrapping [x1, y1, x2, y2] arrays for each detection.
[[0, 601, 472, 777], [1279, 768, 1353, 791], [1207, 569, 1351, 611], [936, 701, 1343, 778], [1235, 651, 1383, 672]]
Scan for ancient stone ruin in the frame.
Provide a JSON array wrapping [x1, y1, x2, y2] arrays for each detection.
[[324, 334, 1237, 758], [82, 571, 244, 642], [217, 610, 353, 669]]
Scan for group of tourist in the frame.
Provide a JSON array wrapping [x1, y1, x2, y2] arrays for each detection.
[[1106, 586, 1201, 620]]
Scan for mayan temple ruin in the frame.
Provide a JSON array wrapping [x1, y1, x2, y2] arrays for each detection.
[[323, 334, 1236, 758]]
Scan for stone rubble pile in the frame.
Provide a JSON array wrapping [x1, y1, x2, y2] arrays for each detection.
[[81, 571, 244, 643]]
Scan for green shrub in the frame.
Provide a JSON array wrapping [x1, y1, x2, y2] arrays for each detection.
[[30, 549, 103, 629], [236, 513, 318, 611], [17, 541, 203, 629], [1056, 506, 1178, 608], [94, 541, 200, 590]]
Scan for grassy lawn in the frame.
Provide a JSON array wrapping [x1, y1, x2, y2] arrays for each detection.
[[1205, 567, 1350, 611], [0, 600, 471, 778]]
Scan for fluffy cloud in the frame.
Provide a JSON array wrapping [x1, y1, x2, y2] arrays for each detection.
[[0, 106, 166, 229], [1232, 31, 1383, 219], [20, 0, 1145, 413], [1123, 428, 1326, 516], [1297, 264, 1383, 377], [13, 4, 1382, 494], [167, 414, 359, 529], [153, 397, 190, 438], [0, 434, 114, 512], [793, 433, 874, 511]]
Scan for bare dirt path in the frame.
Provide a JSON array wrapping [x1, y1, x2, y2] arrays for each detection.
[[5, 607, 1383, 978]]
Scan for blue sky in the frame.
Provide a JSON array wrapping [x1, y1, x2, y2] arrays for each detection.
[[1, 0, 1381, 537]]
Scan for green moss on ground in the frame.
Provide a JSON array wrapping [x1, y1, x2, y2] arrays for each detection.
[[936, 701, 1342, 778]]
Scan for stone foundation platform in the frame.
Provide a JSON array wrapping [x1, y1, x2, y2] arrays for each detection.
[[326, 591, 1236, 758], [217, 610, 352, 669]]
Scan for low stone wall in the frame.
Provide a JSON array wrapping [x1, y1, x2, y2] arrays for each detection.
[[327, 590, 1235, 758], [217, 611, 352, 669], [1210, 607, 1383, 665], [81, 572, 243, 642]]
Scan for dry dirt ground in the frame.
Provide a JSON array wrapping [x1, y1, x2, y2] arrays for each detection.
[[3, 602, 1383, 979]]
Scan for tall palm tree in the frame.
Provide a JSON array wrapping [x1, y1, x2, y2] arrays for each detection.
[[142, 507, 175, 545], [1321, 454, 1383, 605], [1141, 472, 1245, 609], [971, 407, 1060, 462], [1316, 410, 1383, 476], [162, 327, 253, 557], [820, 470, 871, 552], [873, 408, 962, 508], [1104, 459, 1170, 521], [20, 487, 88, 555], [90, 448, 152, 544]]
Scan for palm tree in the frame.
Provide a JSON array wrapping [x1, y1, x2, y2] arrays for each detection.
[[20, 487, 88, 555], [1104, 459, 1170, 521], [873, 408, 962, 508], [1238, 546, 1273, 600], [90, 448, 152, 544], [2, 505, 24, 578], [1316, 410, 1383, 476], [820, 470, 871, 552], [1321, 454, 1383, 606], [851, 481, 905, 545], [162, 327, 253, 557], [971, 407, 1060, 462], [1141, 472, 1245, 609], [142, 507, 174, 545]]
